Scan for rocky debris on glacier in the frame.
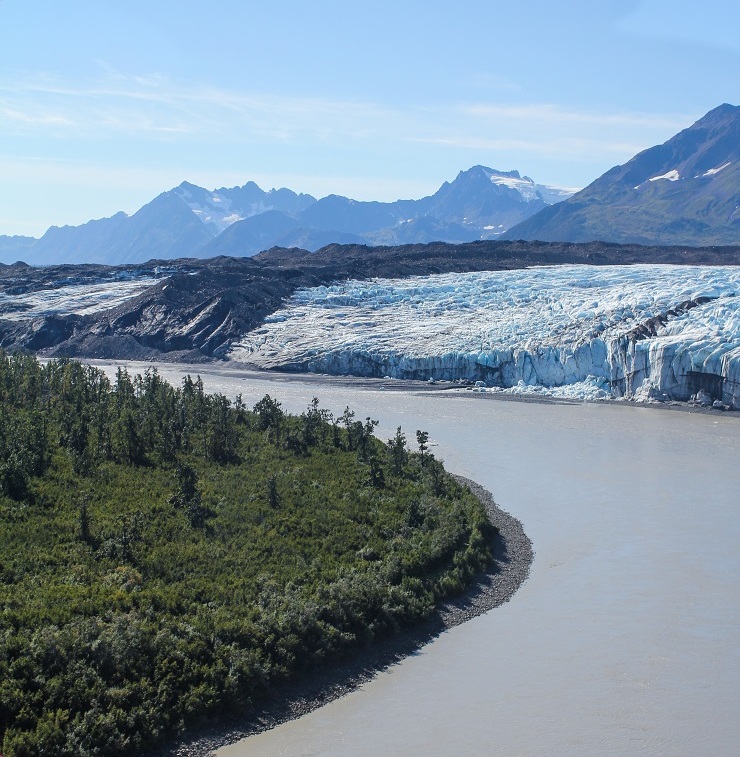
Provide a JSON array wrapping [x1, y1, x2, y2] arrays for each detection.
[[689, 388, 730, 410], [230, 264, 740, 409]]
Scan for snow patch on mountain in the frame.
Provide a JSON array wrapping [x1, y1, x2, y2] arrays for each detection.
[[229, 265, 740, 407], [174, 185, 245, 234], [702, 161, 731, 177], [649, 169, 680, 182], [480, 168, 577, 204], [533, 184, 581, 205], [486, 172, 541, 201]]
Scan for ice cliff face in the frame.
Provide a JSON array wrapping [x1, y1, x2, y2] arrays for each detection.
[[229, 265, 740, 407]]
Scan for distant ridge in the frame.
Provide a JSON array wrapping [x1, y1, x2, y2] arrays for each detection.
[[0, 168, 574, 266], [505, 104, 739, 246]]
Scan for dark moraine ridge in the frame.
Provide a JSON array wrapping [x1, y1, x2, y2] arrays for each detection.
[[155, 476, 533, 757]]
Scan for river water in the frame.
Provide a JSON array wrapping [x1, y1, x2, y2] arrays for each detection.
[[100, 363, 740, 757]]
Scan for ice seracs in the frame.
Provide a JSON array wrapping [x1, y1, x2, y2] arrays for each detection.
[[229, 265, 740, 408]]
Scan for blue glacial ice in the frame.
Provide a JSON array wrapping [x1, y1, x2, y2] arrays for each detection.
[[229, 264, 740, 407]]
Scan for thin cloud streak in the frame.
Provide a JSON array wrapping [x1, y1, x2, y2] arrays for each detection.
[[0, 106, 75, 127], [0, 72, 397, 141], [462, 103, 690, 130], [0, 71, 693, 154], [413, 136, 650, 158]]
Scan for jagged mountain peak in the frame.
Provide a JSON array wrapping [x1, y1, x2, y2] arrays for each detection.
[[169, 180, 317, 236], [694, 102, 738, 124], [445, 165, 575, 205], [449, 165, 524, 185], [467, 166, 525, 181]]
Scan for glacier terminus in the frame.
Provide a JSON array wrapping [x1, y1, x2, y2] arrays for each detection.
[[229, 265, 740, 408]]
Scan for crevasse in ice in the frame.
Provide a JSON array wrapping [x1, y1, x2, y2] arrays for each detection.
[[229, 265, 740, 407]]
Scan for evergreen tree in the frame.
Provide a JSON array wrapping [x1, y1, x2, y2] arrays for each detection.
[[416, 430, 429, 468], [387, 427, 407, 476]]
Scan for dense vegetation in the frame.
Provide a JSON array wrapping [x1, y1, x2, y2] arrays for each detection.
[[0, 352, 493, 756]]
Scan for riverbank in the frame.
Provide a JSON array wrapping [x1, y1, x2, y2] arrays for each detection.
[[155, 477, 533, 757], [83, 359, 738, 416]]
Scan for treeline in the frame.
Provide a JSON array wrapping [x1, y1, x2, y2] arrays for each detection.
[[0, 352, 493, 756]]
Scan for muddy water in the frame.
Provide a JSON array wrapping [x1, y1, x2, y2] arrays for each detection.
[[98, 364, 740, 757]]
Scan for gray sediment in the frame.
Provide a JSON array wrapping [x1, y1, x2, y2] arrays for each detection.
[[156, 476, 533, 757]]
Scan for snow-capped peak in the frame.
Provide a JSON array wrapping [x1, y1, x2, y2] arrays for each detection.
[[477, 167, 577, 204], [173, 185, 247, 234], [486, 171, 540, 201]]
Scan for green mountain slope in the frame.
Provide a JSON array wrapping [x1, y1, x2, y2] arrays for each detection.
[[505, 103, 739, 246]]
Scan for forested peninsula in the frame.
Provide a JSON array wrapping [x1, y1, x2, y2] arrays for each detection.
[[0, 353, 495, 756]]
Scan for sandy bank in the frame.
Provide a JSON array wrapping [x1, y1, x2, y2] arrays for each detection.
[[154, 477, 533, 757]]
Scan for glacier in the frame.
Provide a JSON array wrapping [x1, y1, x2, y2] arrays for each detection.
[[0, 273, 165, 322], [229, 265, 740, 408]]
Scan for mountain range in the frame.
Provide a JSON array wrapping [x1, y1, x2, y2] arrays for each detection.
[[0, 169, 574, 266], [505, 103, 739, 246], [1, 103, 737, 266]]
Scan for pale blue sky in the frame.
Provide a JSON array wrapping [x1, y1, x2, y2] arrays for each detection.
[[1, 0, 738, 237]]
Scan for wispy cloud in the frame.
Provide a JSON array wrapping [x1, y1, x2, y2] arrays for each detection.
[[0, 70, 694, 153], [413, 135, 652, 159], [0, 105, 75, 127], [0, 70, 399, 143], [460, 103, 689, 130]]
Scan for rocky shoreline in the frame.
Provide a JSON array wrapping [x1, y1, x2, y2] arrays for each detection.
[[154, 476, 533, 757]]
